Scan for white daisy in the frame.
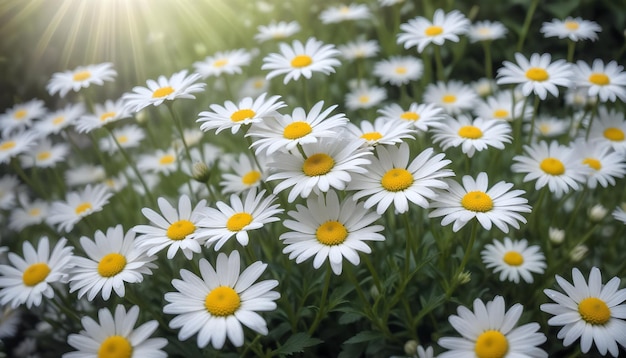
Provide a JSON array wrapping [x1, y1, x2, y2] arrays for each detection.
[[0, 237, 73, 308], [496, 53, 572, 100], [319, 4, 371, 24], [541, 267, 626, 357], [193, 49, 252, 79], [573, 59, 626, 103], [467, 20, 508, 42], [280, 190, 385, 275], [338, 39, 380, 61], [481, 237, 546, 283], [262, 37, 341, 84], [220, 153, 266, 194], [35, 102, 85, 135], [0, 99, 46, 135], [0, 307, 20, 339], [588, 107, 626, 153], [540, 17, 601, 42], [47, 184, 113, 233], [348, 142, 454, 215], [438, 296, 548, 358], [571, 138, 626, 189], [377, 102, 447, 132], [0, 130, 39, 164], [397, 9, 470, 53], [163, 251, 280, 349], [9, 198, 48, 231], [74, 98, 132, 133], [137, 148, 180, 175], [373, 56, 423, 86], [65, 164, 106, 187], [346, 117, 415, 147], [526, 115, 569, 138], [612, 205, 626, 225], [69, 224, 157, 301], [423, 80, 479, 115], [0, 175, 20, 210], [429, 172, 531, 233], [20, 138, 69, 168], [474, 90, 530, 122], [345, 83, 387, 110], [64, 305, 167, 358], [473, 78, 498, 97], [238, 76, 270, 99], [431, 115, 512, 157], [46, 62, 117, 97], [254, 21, 301, 43], [99, 124, 145, 154]]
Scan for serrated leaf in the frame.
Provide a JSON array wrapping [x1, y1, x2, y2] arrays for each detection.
[[274, 332, 323, 356], [338, 311, 362, 325], [343, 330, 384, 345]]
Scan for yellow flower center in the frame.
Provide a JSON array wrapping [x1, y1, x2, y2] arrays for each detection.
[[73, 70, 91, 82], [603, 127, 625, 141], [22, 262, 51, 286], [97, 335, 133, 358], [226, 213, 253, 232], [525, 67, 549, 82], [381, 168, 414, 192], [461, 191, 493, 212], [14, 109, 27, 119], [539, 124, 550, 134], [358, 95, 370, 104], [361, 131, 383, 141], [213, 59, 228, 68], [583, 157, 602, 171], [316, 220, 348, 245], [75, 202, 93, 215], [400, 111, 420, 121], [395, 66, 407, 74], [458, 125, 483, 139], [52, 116, 65, 126], [442, 94, 457, 103], [166, 220, 196, 240], [117, 135, 129, 144], [588, 73, 610, 86], [503, 251, 524, 266], [28, 208, 41, 217], [578, 297, 611, 325], [291, 55, 312, 68], [302, 153, 335, 176], [152, 86, 174, 98], [230, 109, 256, 122], [242, 170, 261, 185], [283, 122, 312, 139], [36, 151, 51, 161], [474, 330, 509, 358], [253, 80, 265, 89], [205, 286, 241, 316], [564, 21, 580, 30], [425, 25, 443, 36], [100, 111, 116, 122], [97, 253, 127, 277], [159, 154, 176, 165], [340, 6, 350, 13], [493, 109, 509, 119], [540, 157, 565, 175], [0, 141, 16, 151]]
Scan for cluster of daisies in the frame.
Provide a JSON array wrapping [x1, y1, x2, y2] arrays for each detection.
[[1, 1, 626, 357]]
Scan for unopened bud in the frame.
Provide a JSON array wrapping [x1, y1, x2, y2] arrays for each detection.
[[549, 227, 565, 245], [192, 162, 211, 183], [135, 110, 147, 125], [404, 340, 419, 356], [588, 204, 607, 222], [369, 285, 380, 299], [457, 271, 471, 285], [570, 245, 588, 262]]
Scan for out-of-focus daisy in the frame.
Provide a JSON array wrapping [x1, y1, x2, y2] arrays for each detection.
[[571, 138, 626, 189], [429, 172, 531, 233], [0, 237, 73, 308], [423, 80, 479, 115], [262, 37, 341, 84], [75, 98, 132, 133], [573, 60, 626, 103], [0, 175, 20, 210], [46, 62, 117, 97], [132, 194, 208, 260], [349, 143, 453, 215], [540, 17, 601, 42], [254, 21, 301, 43], [565, 87, 596, 109], [612, 204, 626, 225], [247, 100, 348, 155], [99, 124, 145, 154], [0, 99, 46, 135], [338, 39, 380, 61], [512, 141, 589, 197], [541, 267, 626, 357], [47, 184, 113, 232], [481, 237, 546, 283], [467, 20, 508, 42], [197, 92, 285, 134], [281, 190, 384, 275], [397, 9, 470, 53], [527, 115, 569, 138], [431, 115, 512, 157], [345, 82, 387, 110], [193, 49, 252, 79], [20, 138, 69, 168], [588, 107, 626, 153], [267, 138, 372, 202], [378, 102, 447, 132], [239, 76, 270, 99], [220, 153, 266, 194], [65, 164, 106, 187], [64, 305, 167, 358], [473, 78, 497, 97], [0, 307, 20, 339], [163, 251, 279, 349], [36, 103, 85, 136], [496, 53, 572, 100], [137, 148, 180, 175], [197, 189, 282, 250], [101, 173, 128, 193], [123, 70, 206, 113], [9, 198, 48, 231], [438, 296, 547, 358], [373, 56, 423, 86], [346, 117, 415, 147], [69, 225, 156, 301], [0, 130, 39, 164], [319, 4, 371, 24], [474, 90, 530, 122]]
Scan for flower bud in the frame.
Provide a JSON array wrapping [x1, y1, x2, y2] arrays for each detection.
[[549, 227, 565, 245], [404, 340, 419, 356], [588, 204, 607, 222], [569, 245, 588, 262], [192, 162, 211, 183]]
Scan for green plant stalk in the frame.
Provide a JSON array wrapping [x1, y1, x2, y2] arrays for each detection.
[[566, 40, 576, 63], [307, 266, 331, 335], [526, 95, 541, 144], [584, 100, 599, 140], [446, 220, 478, 298], [516, 0, 540, 52], [514, 94, 530, 154], [166, 102, 193, 163], [482, 41, 493, 80], [433, 45, 445, 81]]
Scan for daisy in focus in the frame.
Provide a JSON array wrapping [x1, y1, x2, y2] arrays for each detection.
[[74, 98, 132, 133], [280, 190, 385, 275], [481, 237, 546, 283], [423, 80, 479, 115], [193, 49, 252, 79], [496, 53, 572, 100], [571, 138, 626, 189], [397, 9, 470, 53], [438, 296, 548, 358], [46, 62, 117, 97], [254, 21, 301, 43], [541, 267, 626, 357], [373, 56, 423, 86], [319, 4, 371, 24], [345, 82, 387, 110], [220, 153, 266, 194], [377, 102, 447, 132], [163, 251, 280, 349], [346, 117, 415, 147], [467, 20, 508, 42], [0, 99, 46, 135], [47, 184, 113, 233], [431, 115, 512, 157], [540, 17, 602, 42], [572, 59, 626, 103], [587, 107, 626, 153], [429, 172, 531, 233]]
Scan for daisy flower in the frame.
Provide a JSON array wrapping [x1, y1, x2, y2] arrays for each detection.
[[0, 130, 39, 164], [573, 59, 626, 103], [163, 251, 280, 349], [137, 148, 180, 175], [473, 78, 497, 97], [267, 138, 372, 202], [254, 21, 301, 43], [69, 225, 157, 301], [46, 62, 117, 97], [65, 164, 106, 187], [220, 153, 266, 194], [397, 9, 470, 53], [319, 4, 371, 24], [99, 124, 145, 154], [280, 190, 385, 275], [9, 198, 48, 231], [429, 172, 531, 233], [123, 69, 206, 113], [496, 53, 572, 100], [35, 102, 85, 136], [540, 17, 601, 42], [193, 49, 252, 79], [467, 20, 508, 42], [346, 117, 415, 147], [423, 80, 479, 115], [345, 83, 387, 110], [481, 237, 546, 283], [526, 115, 569, 138], [571, 138, 626, 188], [74, 98, 132, 133], [0, 237, 73, 308], [47, 184, 113, 233], [238, 76, 270, 99], [132, 194, 208, 260], [262, 37, 341, 84], [0, 99, 46, 135], [247, 100, 348, 155], [431, 115, 512, 157], [20, 138, 69, 168], [377, 102, 447, 132], [474, 90, 530, 122], [197, 189, 282, 251], [541, 267, 626, 357], [338, 39, 380, 61], [0, 175, 20, 210], [373, 56, 423, 86], [348, 142, 454, 215], [0, 307, 20, 339], [512, 141, 589, 197], [64, 305, 167, 358], [588, 107, 626, 153], [197, 92, 285, 134], [438, 296, 548, 358], [612, 204, 626, 225]]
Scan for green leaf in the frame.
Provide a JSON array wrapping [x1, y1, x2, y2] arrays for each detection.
[[343, 330, 384, 345], [274, 333, 323, 357]]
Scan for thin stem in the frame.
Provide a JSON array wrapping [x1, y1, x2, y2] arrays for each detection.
[[585, 101, 599, 140], [447, 220, 478, 298], [307, 266, 331, 335], [403, 211, 414, 277], [433, 45, 444, 81], [566, 40, 576, 63], [514, 95, 530, 154], [10, 158, 47, 199], [526, 95, 541, 144], [482, 41, 493, 80], [516, 0, 540, 52], [166, 103, 193, 163]]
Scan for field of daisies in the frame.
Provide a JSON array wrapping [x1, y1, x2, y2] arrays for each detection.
[[1, 0, 626, 357]]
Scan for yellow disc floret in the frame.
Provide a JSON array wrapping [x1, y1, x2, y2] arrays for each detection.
[[97, 253, 127, 277], [540, 157, 565, 175], [588, 73, 610, 86], [152, 86, 174, 98], [316, 220, 348, 245], [205, 286, 241, 316], [97, 335, 133, 358], [425, 25, 443, 36], [302, 153, 335, 176], [242, 170, 262, 185], [291, 55, 312, 68], [525, 67, 549, 82], [503, 251, 524, 266], [400, 111, 420, 121], [381, 168, 414, 192], [578, 297, 611, 325], [461, 191, 493, 212], [75, 202, 93, 215], [166, 220, 196, 240], [226, 213, 253, 232], [73, 71, 91, 82], [603, 127, 625, 142], [474, 330, 509, 358], [230, 109, 256, 122], [22, 263, 51, 286], [283, 122, 312, 139], [458, 125, 483, 139]]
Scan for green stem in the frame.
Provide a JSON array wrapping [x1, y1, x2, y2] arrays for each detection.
[[403, 212, 414, 277], [166, 103, 193, 164], [447, 220, 478, 298], [585, 101, 599, 140], [10, 158, 47, 199], [433, 45, 444, 81], [307, 267, 331, 335], [482, 41, 493, 80], [526, 95, 541, 144], [566, 40, 576, 63], [514, 94, 529, 154], [516, 0, 540, 52]]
